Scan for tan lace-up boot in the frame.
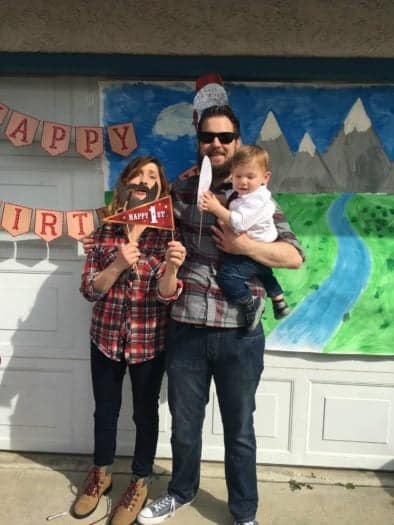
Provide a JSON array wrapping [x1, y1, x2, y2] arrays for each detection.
[[110, 477, 148, 525], [71, 466, 112, 518]]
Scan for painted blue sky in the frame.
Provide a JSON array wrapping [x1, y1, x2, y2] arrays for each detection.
[[101, 81, 394, 190]]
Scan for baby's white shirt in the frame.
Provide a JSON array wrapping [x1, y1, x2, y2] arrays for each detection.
[[226, 185, 277, 242]]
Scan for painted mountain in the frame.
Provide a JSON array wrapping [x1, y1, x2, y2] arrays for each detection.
[[282, 133, 336, 193], [256, 111, 293, 193], [323, 98, 393, 193]]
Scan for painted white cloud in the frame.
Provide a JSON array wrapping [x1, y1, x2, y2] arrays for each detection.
[[153, 102, 195, 140]]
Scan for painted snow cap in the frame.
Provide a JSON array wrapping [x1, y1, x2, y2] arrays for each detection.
[[192, 73, 229, 127]]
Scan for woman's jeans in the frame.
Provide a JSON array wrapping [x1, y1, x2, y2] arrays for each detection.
[[90, 342, 165, 477], [166, 321, 265, 522]]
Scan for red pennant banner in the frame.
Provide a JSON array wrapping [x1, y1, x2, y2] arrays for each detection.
[[1, 202, 33, 236], [105, 195, 175, 230], [5, 111, 40, 146], [107, 122, 137, 157], [41, 121, 71, 156], [66, 210, 95, 240], [34, 209, 64, 242], [75, 126, 104, 160]]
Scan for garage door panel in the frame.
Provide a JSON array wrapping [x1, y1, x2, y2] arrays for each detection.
[[307, 379, 394, 457], [0, 358, 93, 453], [0, 268, 91, 358]]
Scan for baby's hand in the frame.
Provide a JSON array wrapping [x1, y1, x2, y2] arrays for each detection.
[[199, 191, 219, 212]]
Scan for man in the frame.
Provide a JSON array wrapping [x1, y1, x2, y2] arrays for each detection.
[[138, 105, 303, 525]]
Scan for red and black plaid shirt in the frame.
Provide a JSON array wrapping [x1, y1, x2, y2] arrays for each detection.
[[80, 224, 182, 364]]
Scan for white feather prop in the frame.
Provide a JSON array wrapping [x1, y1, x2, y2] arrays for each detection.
[[197, 155, 212, 245], [197, 155, 212, 206]]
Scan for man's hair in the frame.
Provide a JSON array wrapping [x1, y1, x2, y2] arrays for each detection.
[[231, 145, 270, 172], [197, 105, 240, 135]]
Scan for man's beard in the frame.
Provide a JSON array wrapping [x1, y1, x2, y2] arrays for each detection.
[[197, 152, 232, 184]]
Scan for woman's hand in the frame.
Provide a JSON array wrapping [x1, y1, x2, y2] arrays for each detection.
[[158, 240, 186, 298], [165, 240, 186, 270], [114, 241, 140, 271]]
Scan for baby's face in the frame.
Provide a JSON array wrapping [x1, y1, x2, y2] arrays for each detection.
[[231, 160, 270, 195]]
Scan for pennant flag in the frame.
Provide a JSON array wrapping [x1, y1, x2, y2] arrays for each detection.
[[34, 209, 64, 242], [105, 195, 175, 230], [1, 202, 32, 236], [0, 102, 9, 125], [75, 126, 104, 160], [5, 111, 40, 146], [107, 122, 137, 157], [41, 121, 71, 156], [66, 210, 95, 240]]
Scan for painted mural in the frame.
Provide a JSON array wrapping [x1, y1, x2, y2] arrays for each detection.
[[100, 81, 394, 355]]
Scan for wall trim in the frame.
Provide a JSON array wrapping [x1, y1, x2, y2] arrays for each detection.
[[1, 53, 394, 82]]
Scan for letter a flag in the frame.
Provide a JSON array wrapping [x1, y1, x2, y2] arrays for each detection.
[[105, 195, 175, 231]]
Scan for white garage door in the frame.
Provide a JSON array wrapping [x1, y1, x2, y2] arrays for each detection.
[[0, 77, 393, 471]]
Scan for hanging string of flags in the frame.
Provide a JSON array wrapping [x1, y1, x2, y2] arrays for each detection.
[[0, 197, 175, 243], [0, 101, 137, 159]]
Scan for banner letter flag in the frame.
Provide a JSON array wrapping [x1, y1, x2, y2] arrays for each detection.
[[1, 202, 32, 236], [34, 209, 63, 242], [5, 111, 40, 146], [107, 123, 137, 157], [0, 103, 9, 125], [41, 121, 71, 156], [66, 210, 95, 240], [105, 195, 175, 231], [76, 126, 104, 160]]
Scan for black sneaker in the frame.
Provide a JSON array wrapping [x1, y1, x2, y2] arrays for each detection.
[[272, 299, 291, 320], [137, 492, 192, 524], [244, 297, 265, 332], [233, 521, 259, 525]]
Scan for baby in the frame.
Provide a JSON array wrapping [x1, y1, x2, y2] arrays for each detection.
[[199, 144, 291, 331]]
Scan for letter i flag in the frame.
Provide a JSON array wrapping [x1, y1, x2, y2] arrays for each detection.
[[104, 195, 175, 231]]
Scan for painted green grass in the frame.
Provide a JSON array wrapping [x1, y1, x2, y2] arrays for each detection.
[[262, 193, 338, 334], [263, 193, 394, 355], [324, 194, 394, 354]]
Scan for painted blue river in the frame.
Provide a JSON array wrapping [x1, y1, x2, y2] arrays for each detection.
[[266, 193, 371, 352]]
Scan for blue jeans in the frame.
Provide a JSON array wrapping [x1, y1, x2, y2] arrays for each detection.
[[166, 321, 265, 522], [217, 253, 283, 304], [90, 342, 165, 477]]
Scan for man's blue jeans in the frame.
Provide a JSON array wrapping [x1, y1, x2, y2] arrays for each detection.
[[166, 320, 265, 522]]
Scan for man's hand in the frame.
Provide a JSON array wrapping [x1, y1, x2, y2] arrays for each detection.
[[212, 220, 303, 269], [81, 235, 95, 254], [211, 220, 248, 255]]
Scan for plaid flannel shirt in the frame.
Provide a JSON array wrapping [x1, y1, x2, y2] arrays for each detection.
[[80, 224, 182, 364], [170, 171, 304, 328]]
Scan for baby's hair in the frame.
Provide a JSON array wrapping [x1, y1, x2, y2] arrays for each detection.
[[231, 145, 270, 172]]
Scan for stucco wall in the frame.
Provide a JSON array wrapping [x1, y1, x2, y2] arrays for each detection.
[[0, 0, 393, 58]]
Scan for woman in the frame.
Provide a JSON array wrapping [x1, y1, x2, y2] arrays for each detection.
[[72, 156, 185, 525]]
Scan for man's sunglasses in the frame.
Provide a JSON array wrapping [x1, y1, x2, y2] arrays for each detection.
[[197, 131, 239, 144]]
